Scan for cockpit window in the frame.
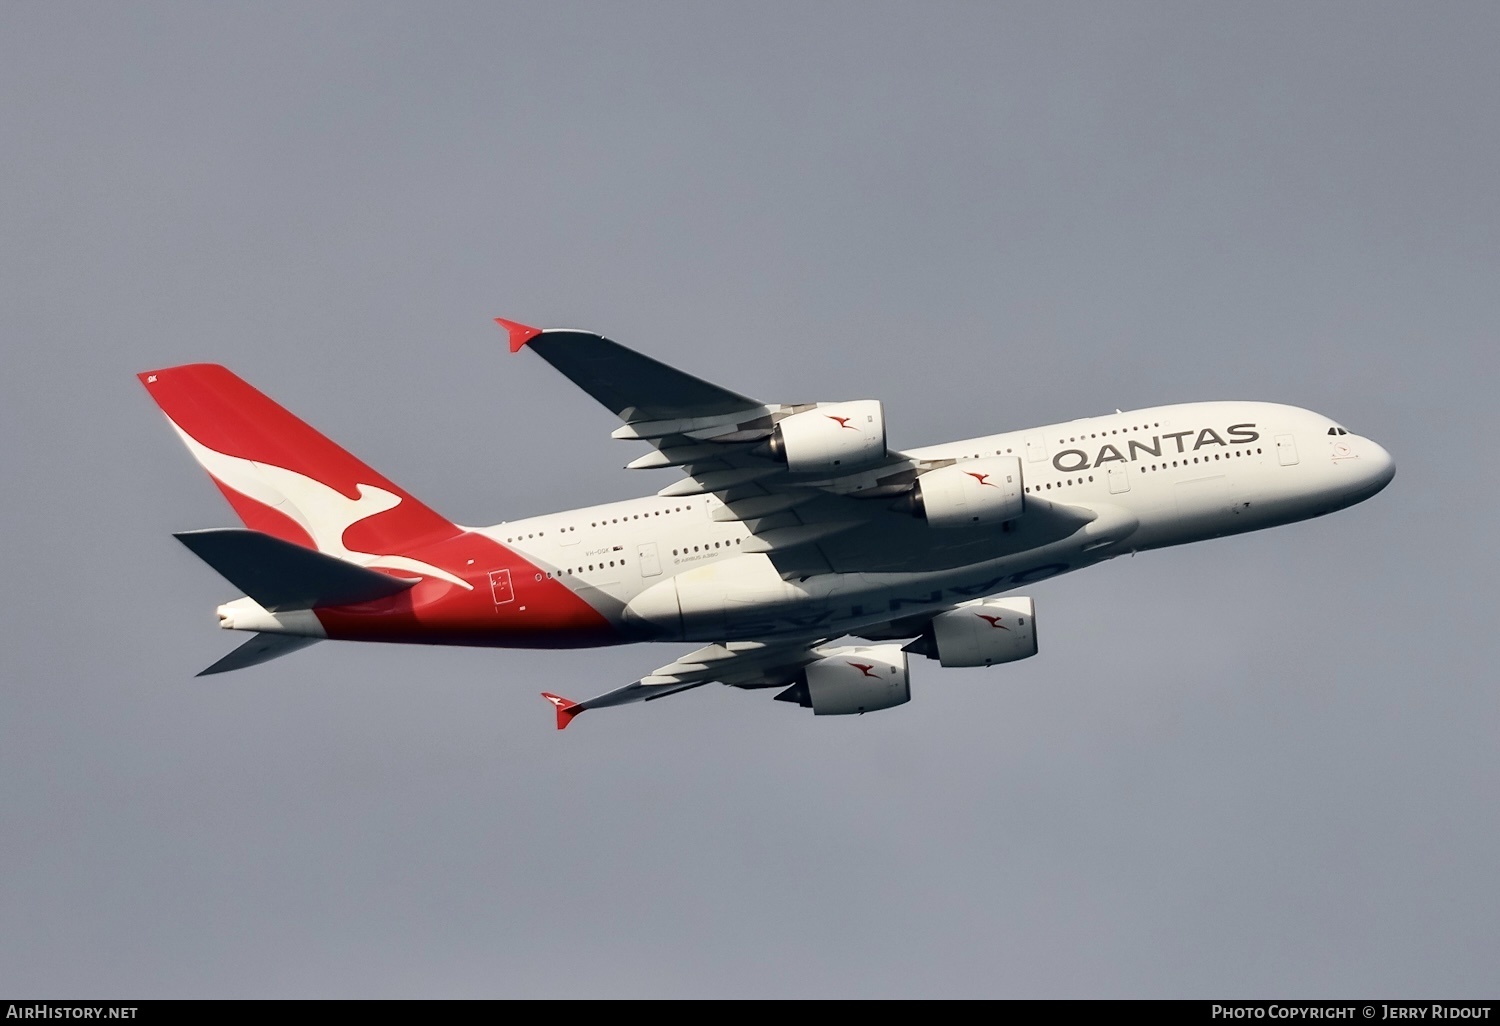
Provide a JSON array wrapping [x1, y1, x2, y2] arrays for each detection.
[[1327, 426, 1349, 436]]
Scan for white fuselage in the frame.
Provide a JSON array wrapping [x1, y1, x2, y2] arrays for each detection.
[[478, 401, 1394, 644]]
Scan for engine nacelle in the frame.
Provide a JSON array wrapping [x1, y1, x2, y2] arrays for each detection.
[[775, 643, 911, 715], [905, 598, 1037, 667], [768, 400, 886, 474], [910, 456, 1024, 528]]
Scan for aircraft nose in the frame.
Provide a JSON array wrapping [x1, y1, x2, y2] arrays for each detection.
[[1357, 438, 1396, 496]]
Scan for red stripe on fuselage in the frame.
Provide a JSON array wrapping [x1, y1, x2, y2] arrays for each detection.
[[312, 529, 619, 649]]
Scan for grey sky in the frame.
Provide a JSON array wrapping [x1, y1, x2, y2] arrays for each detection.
[[2, 2, 1496, 997]]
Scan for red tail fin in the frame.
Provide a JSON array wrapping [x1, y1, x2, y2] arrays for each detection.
[[139, 364, 457, 555]]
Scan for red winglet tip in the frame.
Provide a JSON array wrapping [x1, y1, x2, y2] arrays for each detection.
[[495, 318, 543, 353], [541, 692, 582, 730]]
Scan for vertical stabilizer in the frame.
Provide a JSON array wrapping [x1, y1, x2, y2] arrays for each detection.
[[139, 364, 459, 557]]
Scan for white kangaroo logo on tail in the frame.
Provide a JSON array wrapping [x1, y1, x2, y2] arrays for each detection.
[[169, 421, 472, 590]]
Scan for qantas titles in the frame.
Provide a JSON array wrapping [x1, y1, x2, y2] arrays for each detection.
[[1052, 423, 1260, 473]]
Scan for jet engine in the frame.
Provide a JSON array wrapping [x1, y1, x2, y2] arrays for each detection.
[[909, 456, 1024, 528], [766, 400, 886, 474], [774, 643, 911, 715], [904, 598, 1037, 667]]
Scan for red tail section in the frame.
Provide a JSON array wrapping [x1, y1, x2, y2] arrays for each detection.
[[138, 364, 458, 554], [142, 363, 620, 651]]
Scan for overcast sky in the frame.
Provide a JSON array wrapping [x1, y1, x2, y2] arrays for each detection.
[[2, 2, 1496, 998]]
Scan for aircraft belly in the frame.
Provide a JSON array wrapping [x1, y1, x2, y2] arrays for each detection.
[[683, 516, 1135, 642], [1174, 474, 1235, 533]]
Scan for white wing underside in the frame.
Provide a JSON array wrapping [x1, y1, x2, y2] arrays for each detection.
[[565, 638, 837, 713]]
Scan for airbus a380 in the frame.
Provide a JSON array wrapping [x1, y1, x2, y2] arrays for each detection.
[[141, 320, 1394, 728]]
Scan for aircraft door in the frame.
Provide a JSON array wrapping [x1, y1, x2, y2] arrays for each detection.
[[1107, 466, 1131, 494], [1025, 434, 1048, 463], [489, 568, 515, 606], [1276, 434, 1300, 466], [637, 542, 662, 577]]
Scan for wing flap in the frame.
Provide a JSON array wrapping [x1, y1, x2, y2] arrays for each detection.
[[656, 466, 783, 497], [740, 521, 861, 553], [626, 443, 742, 470], [710, 492, 817, 521]]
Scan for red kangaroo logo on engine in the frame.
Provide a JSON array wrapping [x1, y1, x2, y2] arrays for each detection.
[[965, 471, 998, 488], [827, 415, 856, 430], [976, 614, 1010, 630], [848, 662, 879, 678]]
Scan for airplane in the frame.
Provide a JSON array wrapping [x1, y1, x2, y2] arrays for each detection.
[[140, 319, 1395, 729]]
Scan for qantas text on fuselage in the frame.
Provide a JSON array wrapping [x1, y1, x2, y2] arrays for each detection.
[[141, 321, 1394, 728], [1052, 424, 1261, 472]]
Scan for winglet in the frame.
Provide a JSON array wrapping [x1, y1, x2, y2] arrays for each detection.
[[495, 318, 543, 353], [541, 692, 583, 730]]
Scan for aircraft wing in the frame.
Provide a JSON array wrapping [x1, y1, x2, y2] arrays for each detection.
[[503, 319, 1105, 582], [539, 639, 832, 729], [498, 321, 764, 424], [501, 321, 931, 573]]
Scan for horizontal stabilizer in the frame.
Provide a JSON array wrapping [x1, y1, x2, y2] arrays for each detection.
[[198, 632, 321, 676], [175, 528, 417, 611]]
